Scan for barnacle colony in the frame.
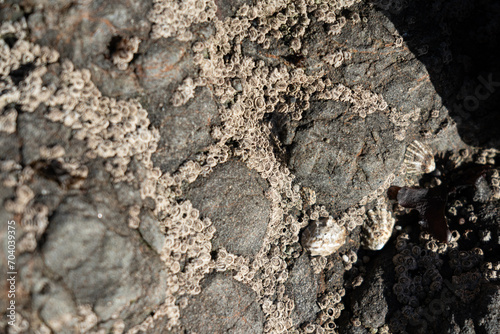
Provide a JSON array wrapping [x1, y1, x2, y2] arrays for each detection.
[[302, 217, 347, 256], [361, 206, 396, 251], [404, 140, 436, 174]]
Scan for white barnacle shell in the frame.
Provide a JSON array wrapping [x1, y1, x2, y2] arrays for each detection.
[[404, 140, 435, 174], [361, 207, 395, 251], [302, 217, 347, 256]]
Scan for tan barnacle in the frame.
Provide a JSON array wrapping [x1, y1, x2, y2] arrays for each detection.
[[404, 140, 436, 174], [361, 206, 395, 250], [301, 217, 347, 256]]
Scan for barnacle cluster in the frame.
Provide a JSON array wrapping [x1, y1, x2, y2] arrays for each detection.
[[389, 233, 448, 331], [112, 36, 141, 71], [149, 0, 217, 41], [3, 0, 497, 332], [315, 289, 346, 333], [317, 84, 388, 119], [0, 18, 218, 332]]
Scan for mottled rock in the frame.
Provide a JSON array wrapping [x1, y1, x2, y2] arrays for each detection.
[[17, 112, 72, 165], [350, 264, 389, 329], [150, 87, 220, 173], [136, 38, 193, 91], [182, 272, 264, 334], [138, 210, 166, 254], [0, 133, 19, 162], [41, 195, 170, 326], [290, 102, 404, 213], [27, 0, 152, 97], [187, 160, 270, 257], [286, 254, 320, 326]]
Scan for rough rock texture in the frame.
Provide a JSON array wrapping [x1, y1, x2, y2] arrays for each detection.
[[285, 253, 320, 326], [41, 185, 170, 330], [187, 160, 270, 257], [348, 253, 391, 329], [290, 102, 404, 213], [0, 0, 499, 333], [148, 87, 220, 173], [181, 272, 264, 334]]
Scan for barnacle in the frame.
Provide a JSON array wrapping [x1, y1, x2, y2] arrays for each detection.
[[404, 140, 435, 174], [362, 206, 395, 250], [301, 217, 347, 256]]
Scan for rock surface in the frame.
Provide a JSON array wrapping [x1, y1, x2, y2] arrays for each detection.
[[0, 0, 499, 333]]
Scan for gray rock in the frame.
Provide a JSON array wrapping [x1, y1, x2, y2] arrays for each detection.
[[0, 133, 19, 162], [149, 87, 220, 173], [41, 194, 170, 326], [17, 112, 72, 165], [286, 253, 320, 326], [33, 277, 79, 333], [182, 272, 264, 334], [187, 160, 270, 257], [138, 209, 167, 254], [136, 38, 193, 92], [28, 0, 152, 98], [290, 102, 404, 213]]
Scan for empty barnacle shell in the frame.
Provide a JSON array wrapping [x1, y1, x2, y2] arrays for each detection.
[[404, 140, 435, 174], [302, 217, 347, 257], [362, 206, 395, 250]]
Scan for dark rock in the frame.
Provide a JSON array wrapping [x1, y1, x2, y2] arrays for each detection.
[[475, 284, 500, 334], [286, 253, 320, 326], [343, 247, 396, 332], [0, 132, 19, 162], [187, 160, 270, 257], [182, 272, 264, 334], [149, 87, 220, 173], [350, 264, 389, 329], [289, 102, 404, 213]]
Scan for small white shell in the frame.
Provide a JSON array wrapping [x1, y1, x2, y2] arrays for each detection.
[[362, 207, 395, 251], [404, 140, 435, 174], [302, 217, 347, 256]]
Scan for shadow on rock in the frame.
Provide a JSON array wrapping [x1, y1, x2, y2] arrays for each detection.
[[374, 0, 500, 149]]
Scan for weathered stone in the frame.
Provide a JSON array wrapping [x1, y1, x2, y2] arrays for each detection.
[[286, 253, 320, 326], [350, 260, 390, 329], [136, 38, 193, 92], [290, 102, 404, 213], [182, 272, 264, 334], [41, 195, 170, 325], [187, 160, 270, 257], [149, 87, 220, 173], [17, 112, 72, 165]]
